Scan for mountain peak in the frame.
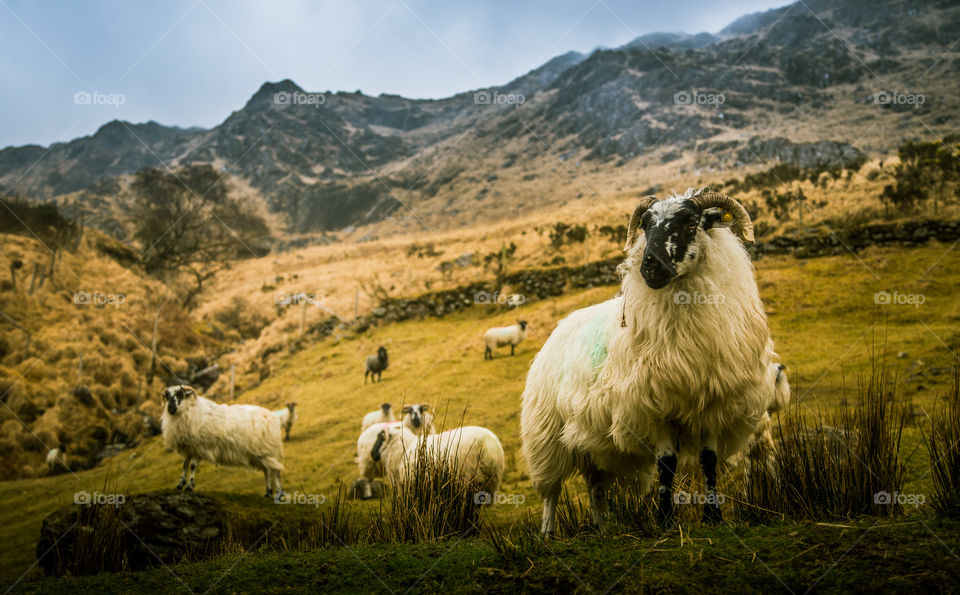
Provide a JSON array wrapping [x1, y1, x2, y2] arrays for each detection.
[[243, 79, 306, 110]]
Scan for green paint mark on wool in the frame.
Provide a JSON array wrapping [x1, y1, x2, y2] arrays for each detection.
[[586, 311, 609, 370]]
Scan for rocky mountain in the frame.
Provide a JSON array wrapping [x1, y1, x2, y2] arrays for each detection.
[[1, 0, 957, 237]]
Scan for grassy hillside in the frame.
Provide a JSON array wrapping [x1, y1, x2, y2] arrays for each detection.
[[2, 240, 959, 585]]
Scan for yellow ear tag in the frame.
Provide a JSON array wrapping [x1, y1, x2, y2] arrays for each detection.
[[721, 211, 733, 223]]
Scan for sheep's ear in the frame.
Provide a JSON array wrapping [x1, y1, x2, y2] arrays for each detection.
[[421, 404, 429, 411], [401, 406, 412, 414]]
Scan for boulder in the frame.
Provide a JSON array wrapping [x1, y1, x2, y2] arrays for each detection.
[[37, 490, 228, 576]]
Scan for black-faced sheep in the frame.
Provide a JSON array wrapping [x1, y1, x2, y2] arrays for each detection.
[[361, 403, 395, 432], [401, 403, 434, 435], [372, 424, 505, 501], [160, 385, 285, 497], [484, 321, 528, 360], [521, 188, 770, 532], [364, 346, 389, 383]]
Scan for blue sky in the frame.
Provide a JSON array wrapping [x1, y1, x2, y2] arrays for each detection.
[[0, 0, 787, 148]]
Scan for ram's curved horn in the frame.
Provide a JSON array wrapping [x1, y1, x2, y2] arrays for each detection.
[[690, 191, 754, 243], [623, 195, 660, 252]]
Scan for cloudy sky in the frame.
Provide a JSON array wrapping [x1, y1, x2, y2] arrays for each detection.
[[0, 0, 787, 148]]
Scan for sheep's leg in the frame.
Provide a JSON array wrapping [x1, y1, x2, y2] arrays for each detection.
[[273, 469, 284, 499], [484, 347, 491, 360], [510, 344, 515, 356], [584, 463, 613, 528], [175, 457, 191, 489], [185, 459, 197, 491], [263, 467, 274, 498], [364, 369, 369, 384], [655, 446, 678, 526], [539, 481, 562, 535], [700, 436, 722, 524]]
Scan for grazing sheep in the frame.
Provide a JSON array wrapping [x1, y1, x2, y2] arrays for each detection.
[[521, 188, 770, 532], [484, 321, 528, 360], [361, 403, 395, 432], [401, 403, 435, 435], [160, 385, 285, 497], [348, 477, 385, 500], [356, 421, 412, 489], [273, 402, 298, 440], [372, 425, 505, 500], [365, 346, 389, 383]]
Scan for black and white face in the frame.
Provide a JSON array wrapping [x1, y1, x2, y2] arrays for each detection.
[[162, 385, 194, 415], [377, 346, 388, 361], [518, 320, 528, 331], [636, 198, 732, 289], [402, 404, 428, 428]]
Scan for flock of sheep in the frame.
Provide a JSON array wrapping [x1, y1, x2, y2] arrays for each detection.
[[156, 187, 791, 531]]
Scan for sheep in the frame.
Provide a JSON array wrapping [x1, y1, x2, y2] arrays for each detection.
[[46, 447, 66, 473], [484, 321, 528, 360], [355, 420, 412, 492], [729, 355, 791, 474], [349, 477, 384, 500], [160, 385, 285, 497], [361, 403, 395, 432], [401, 403, 435, 435], [372, 424, 505, 501], [520, 188, 770, 532], [365, 346, 389, 383], [273, 402, 298, 440]]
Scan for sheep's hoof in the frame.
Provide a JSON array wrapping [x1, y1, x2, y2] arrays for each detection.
[[702, 505, 723, 525], [175, 480, 185, 490]]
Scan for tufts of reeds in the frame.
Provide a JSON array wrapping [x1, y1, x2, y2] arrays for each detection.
[[746, 355, 909, 519], [924, 365, 960, 515], [371, 438, 485, 543]]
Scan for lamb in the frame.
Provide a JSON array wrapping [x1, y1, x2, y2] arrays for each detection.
[[484, 321, 528, 360], [361, 403, 395, 432], [372, 424, 505, 501], [273, 402, 298, 440], [160, 385, 285, 497], [364, 346, 389, 383], [520, 188, 771, 532], [401, 403, 435, 435]]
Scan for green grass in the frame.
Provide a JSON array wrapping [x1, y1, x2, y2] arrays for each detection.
[[14, 516, 960, 593], [2, 241, 960, 587]]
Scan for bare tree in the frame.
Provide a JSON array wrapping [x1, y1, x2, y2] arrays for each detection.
[[131, 165, 271, 308]]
